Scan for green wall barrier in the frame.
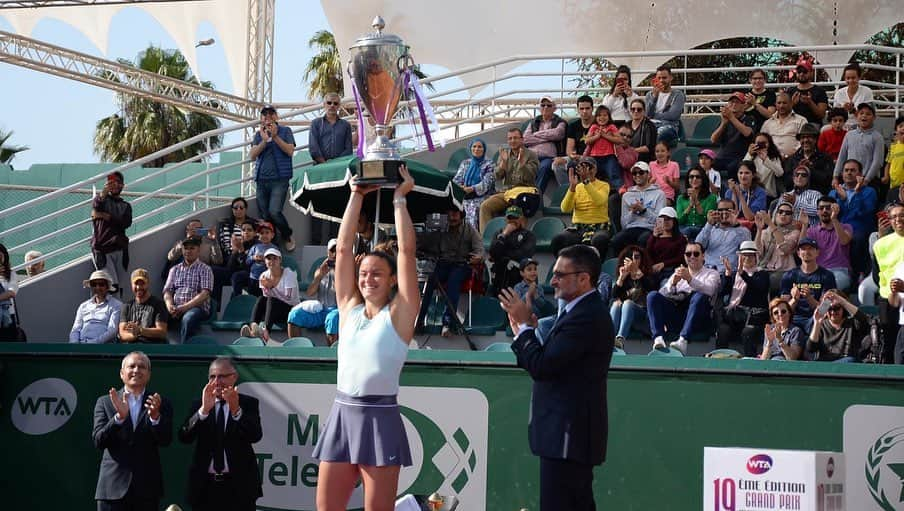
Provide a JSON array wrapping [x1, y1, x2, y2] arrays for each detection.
[[1, 344, 902, 510]]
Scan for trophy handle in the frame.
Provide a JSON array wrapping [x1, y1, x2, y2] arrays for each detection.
[[397, 53, 414, 74]]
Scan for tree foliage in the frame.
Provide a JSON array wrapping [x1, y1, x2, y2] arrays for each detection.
[[93, 46, 222, 168], [0, 129, 29, 165]]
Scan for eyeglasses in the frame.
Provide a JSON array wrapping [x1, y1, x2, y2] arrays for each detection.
[[817, 205, 833, 210], [540, 103, 554, 108], [629, 107, 644, 112], [89, 281, 109, 288], [684, 251, 701, 257], [232, 205, 246, 210], [794, 172, 809, 177], [716, 208, 733, 212], [208, 372, 236, 380], [772, 309, 789, 316], [551, 270, 585, 280], [688, 175, 703, 180], [777, 209, 793, 215], [632, 170, 648, 176], [325, 101, 339, 105]]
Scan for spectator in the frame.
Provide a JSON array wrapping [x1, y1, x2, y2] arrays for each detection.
[[216, 197, 258, 260], [711, 92, 757, 179], [513, 257, 552, 319], [717, 241, 770, 356], [287, 239, 339, 345], [783, 123, 834, 194], [610, 245, 657, 348], [759, 298, 805, 361], [646, 206, 688, 281], [610, 162, 666, 256], [602, 65, 641, 124], [761, 92, 808, 159], [551, 157, 611, 257], [882, 116, 904, 201], [698, 149, 722, 196], [0, 243, 19, 341], [243, 222, 279, 297], [118, 268, 168, 344], [696, 199, 752, 269], [676, 166, 718, 241], [167, 219, 224, 267], [808, 289, 867, 362], [649, 141, 680, 203], [453, 138, 496, 229], [416, 208, 483, 337], [91, 171, 132, 293], [780, 238, 837, 331], [23, 250, 44, 277], [724, 161, 768, 227], [786, 60, 829, 125], [754, 206, 802, 293], [780, 165, 823, 227], [832, 62, 874, 129], [524, 96, 567, 192], [479, 128, 539, 232], [309, 92, 353, 163], [163, 237, 213, 344], [743, 132, 784, 199], [352, 211, 386, 256], [228, 221, 258, 297], [615, 124, 638, 194], [629, 98, 657, 163], [644, 65, 686, 145], [488, 206, 536, 292], [819, 108, 848, 160], [834, 103, 885, 185], [241, 248, 299, 342], [647, 241, 720, 354], [745, 68, 777, 132], [583, 105, 623, 189], [830, 159, 877, 280], [249, 105, 296, 251], [887, 260, 904, 364], [552, 95, 595, 183], [871, 203, 904, 363], [70, 269, 122, 344]]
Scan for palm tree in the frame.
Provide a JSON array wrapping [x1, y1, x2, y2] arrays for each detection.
[[0, 129, 28, 164], [93, 45, 222, 168]]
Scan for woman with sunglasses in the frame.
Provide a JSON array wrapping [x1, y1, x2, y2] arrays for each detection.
[[725, 161, 767, 231], [628, 98, 657, 163], [452, 138, 496, 229], [676, 166, 717, 241], [754, 205, 801, 293], [743, 133, 784, 200], [759, 298, 804, 360], [610, 245, 656, 347], [216, 197, 259, 260], [646, 206, 688, 281], [808, 289, 868, 362], [718, 241, 770, 356]]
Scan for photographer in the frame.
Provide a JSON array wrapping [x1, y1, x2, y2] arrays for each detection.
[[416, 208, 484, 337], [249, 105, 296, 251], [488, 206, 536, 291], [91, 171, 132, 293], [287, 239, 339, 345]]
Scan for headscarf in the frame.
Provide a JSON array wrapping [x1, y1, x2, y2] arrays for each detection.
[[463, 138, 487, 187]]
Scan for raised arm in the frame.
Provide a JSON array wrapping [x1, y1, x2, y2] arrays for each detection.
[[335, 181, 375, 309], [390, 166, 420, 342]]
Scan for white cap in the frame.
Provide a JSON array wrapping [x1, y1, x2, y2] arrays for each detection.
[[327, 238, 338, 251], [658, 206, 678, 219], [263, 247, 282, 258]]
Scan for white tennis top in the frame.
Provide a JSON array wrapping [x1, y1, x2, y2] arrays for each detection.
[[336, 304, 408, 396]]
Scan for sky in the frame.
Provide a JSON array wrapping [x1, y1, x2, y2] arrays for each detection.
[[0, 0, 332, 170]]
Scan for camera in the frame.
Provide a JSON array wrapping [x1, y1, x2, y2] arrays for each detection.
[[755, 142, 766, 150], [327, 259, 335, 269], [424, 213, 449, 233]]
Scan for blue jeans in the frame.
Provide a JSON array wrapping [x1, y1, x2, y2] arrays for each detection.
[[594, 155, 621, 190], [418, 261, 470, 327], [652, 120, 679, 146], [679, 225, 702, 241], [535, 157, 556, 193], [173, 306, 210, 344], [256, 178, 293, 239], [647, 290, 712, 338], [610, 299, 644, 338], [833, 356, 859, 363], [828, 268, 851, 292]]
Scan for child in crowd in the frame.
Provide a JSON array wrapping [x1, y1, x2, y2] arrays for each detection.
[[583, 105, 623, 190], [228, 220, 260, 297], [245, 221, 278, 296], [883, 116, 904, 203], [650, 141, 680, 204], [699, 148, 722, 197], [819, 107, 848, 161], [513, 258, 552, 319]]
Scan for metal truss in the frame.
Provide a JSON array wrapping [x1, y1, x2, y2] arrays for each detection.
[[0, 0, 204, 8], [0, 30, 259, 121], [242, 0, 274, 194]]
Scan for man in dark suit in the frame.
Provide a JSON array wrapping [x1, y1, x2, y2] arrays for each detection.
[[178, 356, 263, 511], [499, 244, 614, 511], [93, 351, 173, 511]]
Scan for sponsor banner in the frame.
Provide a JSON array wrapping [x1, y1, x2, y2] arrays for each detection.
[[703, 447, 844, 511], [843, 405, 904, 511], [11, 377, 77, 435], [241, 383, 488, 511]]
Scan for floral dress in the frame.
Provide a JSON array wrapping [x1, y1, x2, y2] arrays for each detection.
[[453, 157, 496, 229]]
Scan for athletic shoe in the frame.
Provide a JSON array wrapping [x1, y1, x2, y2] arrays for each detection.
[[441, 325, 453, 338], [670, 337, 688, 355], [614, 336, 625, 350], [240, 324, 252, 337], [652, 336, 667, 349], [285, 236, 296, 252], [260, 326, 270, 342], [249, 322, 261, 338]]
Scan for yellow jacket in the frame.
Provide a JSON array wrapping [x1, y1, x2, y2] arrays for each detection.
[[561, 179, 610, 225]]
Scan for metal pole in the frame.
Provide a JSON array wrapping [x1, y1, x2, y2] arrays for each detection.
[[897, 53, 901, 119], [491, 65, 496, 128], [204, 138, 211, 209], [373, 189, 381, 248], [560, 57, 565, 105]]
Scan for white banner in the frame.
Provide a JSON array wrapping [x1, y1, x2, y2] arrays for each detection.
[[843, 405, 904, 511]]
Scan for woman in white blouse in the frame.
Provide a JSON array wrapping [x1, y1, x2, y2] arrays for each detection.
[[832, 62, 873, 130], [602, 65, 641, 124], [241, 247, 299, 341]]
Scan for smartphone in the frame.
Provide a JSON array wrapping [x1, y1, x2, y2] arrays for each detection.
[[327, 259, 336, 269], [817, 300, 831, 315], [877, 211, 889, 221]]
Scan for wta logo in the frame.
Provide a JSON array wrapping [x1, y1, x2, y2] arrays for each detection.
[[746, 454, 773, 474]]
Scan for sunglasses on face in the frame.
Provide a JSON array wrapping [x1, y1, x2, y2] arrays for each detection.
[[540, 103, 554, 108], [716, 208, 733, 212], [325, 101, 339, 105], [90, 281, 109, 288], [688, 174, 703, 180], [818, 205, 833, 210], [630, 107, 644, 112], [685, 251, 701, 257], [232, 205, 245, 210], [794, 173, 809, 177], [632, 170, 648, 176]]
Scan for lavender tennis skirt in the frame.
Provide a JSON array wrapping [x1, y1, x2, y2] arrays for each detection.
[[312, 391, 412, 467]]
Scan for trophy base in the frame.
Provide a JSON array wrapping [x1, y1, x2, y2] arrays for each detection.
[[355, 159, 403, 185]]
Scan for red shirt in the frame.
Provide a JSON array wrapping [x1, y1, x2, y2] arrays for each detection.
[[818, 129, 846, 161]]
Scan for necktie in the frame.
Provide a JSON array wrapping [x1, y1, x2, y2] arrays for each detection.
[[214, 402, 226, 473]]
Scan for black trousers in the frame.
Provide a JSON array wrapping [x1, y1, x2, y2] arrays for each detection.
[[193, 476, 257, 511], [539, 456, 596, 511], [97, 486, 157, 511], [251, 296, 292, 330]]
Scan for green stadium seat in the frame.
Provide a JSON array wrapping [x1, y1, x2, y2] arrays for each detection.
[[531, 217, 566, 253], [300, 255, 327, 289], [465, 296, 507, 336], [672, 146, 701, 176], [542, 263, 554, 294], [613, 347, 627, 356], [445, 147, 471, 175], [685, 115, 721, 147], [233, 336, 265, 346], [186, 335, 218, 345], [483, 342, 513, 352], [602, 257, 619, 280], [283, 337, 315, 347], [281, 255, 300, 274], [542, 184, 570, 216], [210, 295, 256, 331], [482, 217, 507, 251]]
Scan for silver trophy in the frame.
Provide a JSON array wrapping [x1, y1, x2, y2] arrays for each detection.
[[348, 16, 412, 184]]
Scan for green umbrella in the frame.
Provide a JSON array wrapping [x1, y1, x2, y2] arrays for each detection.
[[291, 155, 464, 224]]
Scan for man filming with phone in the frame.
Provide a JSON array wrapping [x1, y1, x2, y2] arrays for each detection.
[[249, 105, 297, 252]]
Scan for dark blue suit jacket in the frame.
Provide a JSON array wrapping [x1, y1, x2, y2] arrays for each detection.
[[511, 290, 614, 465]]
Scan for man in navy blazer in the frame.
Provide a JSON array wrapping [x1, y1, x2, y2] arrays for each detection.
[[93, 351, 173, 511], [178, 356, 263, 511], [500, 244, 614, 511]]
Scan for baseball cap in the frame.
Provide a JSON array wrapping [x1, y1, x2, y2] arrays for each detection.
[[699, 149, 717, 160], [181, 237, 201, 247], [130, 268, 150, 284], [796, 61, 814, 72], [578, 156, 597, 167], [539, 96, 555, 106], [257, 221, 274, 232], [260, 104, 276, 114], [658, 206, 678, 219], [738, 240, 758, 254], [856, 102, 876, 114], [631, 161, 651, 173], [505, 206, 524, 218], [728, 92, 747, 103], [327, 238, 338, 251], [264, 247, 282, 259], [519, 257, 539, 270], [798, 237, 819, 248], [796, 123, 820, 139]]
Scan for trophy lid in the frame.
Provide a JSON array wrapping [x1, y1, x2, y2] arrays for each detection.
[[350, 15, 405, 48]]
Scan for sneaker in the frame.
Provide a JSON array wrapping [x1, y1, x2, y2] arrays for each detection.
[[614, 336, 625, 350], [285, 236, 296, 252], [260, 326, 270, 342], [670, 337, 688, 355], [240, 324, 252, 337], [652, 336, 667, 349], [249, 322, 261, 338], [441, 325, 453, 338]]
